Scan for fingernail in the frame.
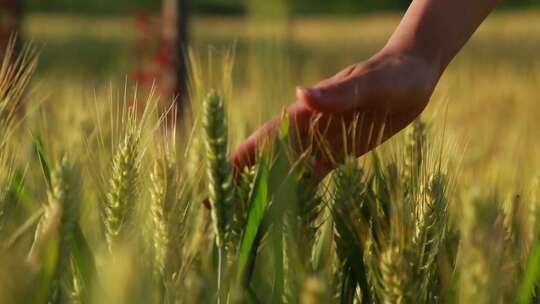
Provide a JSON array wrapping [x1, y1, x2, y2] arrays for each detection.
[[297, 86, 323, 100], [296, 86, 307, 98], [306, 88, 325, 101]]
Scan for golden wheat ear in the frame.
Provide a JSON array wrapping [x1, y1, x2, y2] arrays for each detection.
[[103, 112, 142, 252], [0, 37, 38, 145]]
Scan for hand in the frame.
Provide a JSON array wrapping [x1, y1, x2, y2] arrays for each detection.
[[230, 49, 442, 177]]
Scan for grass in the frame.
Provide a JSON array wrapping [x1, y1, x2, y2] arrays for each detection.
[[1, 10, 540, 304], [1, 51, 539, 304], [24, 11, 540, 188]]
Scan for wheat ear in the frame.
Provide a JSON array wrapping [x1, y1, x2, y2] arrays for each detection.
[[332, 158, 372, 303], [203, 91, 234, 301], [203, 92, 234, 247], [104, 125, 141, 252], [150, 158, 179, 279], [403, 118, 426, 191], [30, 157, 81, 303]]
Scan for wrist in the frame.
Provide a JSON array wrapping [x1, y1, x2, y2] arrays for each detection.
[[379, 38, 446, 75]]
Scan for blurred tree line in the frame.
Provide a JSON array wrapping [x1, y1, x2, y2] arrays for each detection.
[[25, 0, 540, 16]]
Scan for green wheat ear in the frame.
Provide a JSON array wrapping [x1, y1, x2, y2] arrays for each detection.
[[331, 158, 371, 303], [150, 160, 169, 280], [53, 157, 83, 302], [403, 118, 427, 189], [203, 91, 234, 251], [413, 172, 449, 302], [231, 165, 255, 247], [149, 157, 179, 281], [459, 194, 507, 303], [104, 125, 141, 252], [203, 91, 235, 302], [413, 173, 448, 259], [296, 157, 323, 265], [30, 157, 82, 303], [50, 157, 81, 262], [379, 243, 415, 303]]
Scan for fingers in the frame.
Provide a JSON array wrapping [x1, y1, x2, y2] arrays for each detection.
[[297, 73, 375, 113], [230, 101, 421, 182], [229, 104, 319, 175], [229, 115, 281, 173]]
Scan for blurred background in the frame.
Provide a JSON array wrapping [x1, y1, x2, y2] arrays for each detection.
[[1, 0, 540, 186]]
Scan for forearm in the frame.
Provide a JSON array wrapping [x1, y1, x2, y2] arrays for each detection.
[[383, 0, 498, 71]]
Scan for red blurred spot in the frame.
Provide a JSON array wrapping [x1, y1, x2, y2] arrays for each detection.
[[314, 157, 332, 177], [203, 198, 212, 210], [134, 11, 150, 28], [314, 158, 324, 172], [130, 69, 156, 85], [153, 48, 172, 68]]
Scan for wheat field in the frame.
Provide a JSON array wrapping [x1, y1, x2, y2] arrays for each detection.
[[0, 11, 539, 304]]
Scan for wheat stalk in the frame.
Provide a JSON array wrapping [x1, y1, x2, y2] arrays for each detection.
[[529, 176, 540, 244]]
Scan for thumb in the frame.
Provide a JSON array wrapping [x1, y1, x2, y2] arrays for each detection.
[[297, 75, 374, 113]]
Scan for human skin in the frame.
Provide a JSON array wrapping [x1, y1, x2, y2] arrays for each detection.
[[230, 0, 499, 176]]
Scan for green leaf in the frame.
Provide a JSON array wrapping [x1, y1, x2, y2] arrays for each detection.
[[278, 111, 290, 140], [340, 265, 358, 304], [32, 233, 60, 304], [245, 286, 260, 304], [271, 222, 284, 304], [518, 242, 540, 304], [71, 224, 97, 303], [370, 152, 391, 220], [235, 155, 270, 286], [269, 160, 299, 304], [8, 170, 32, 209], [2, 207, 44, 249], [312, 217, 332, 272], [266, 146, 309, 303], [32, 134, 52, 192]]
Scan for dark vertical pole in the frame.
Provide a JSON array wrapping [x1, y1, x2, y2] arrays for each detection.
[[162, 0, 189, 114], [0, 0, 23, 56], [176, 0, 189, 107]]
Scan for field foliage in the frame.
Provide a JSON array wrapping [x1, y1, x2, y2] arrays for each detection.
[[1, 11, 540, 304], [1, 34, 540, 304]]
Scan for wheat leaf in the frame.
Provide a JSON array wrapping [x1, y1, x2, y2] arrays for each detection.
[[71, 224, 97, 303], [32, 134, 52, 192], [236, 155, 270, 286], [518, 242, 540, 304]]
